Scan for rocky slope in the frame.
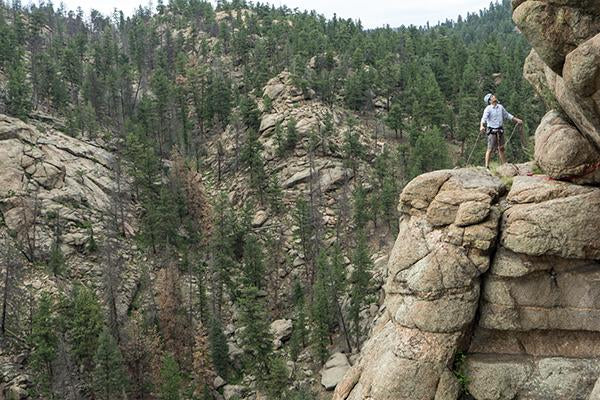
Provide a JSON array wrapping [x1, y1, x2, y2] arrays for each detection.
[[0, 70, 393, 398], [0, 114, 144, 397], [333, 1, 600, 399]]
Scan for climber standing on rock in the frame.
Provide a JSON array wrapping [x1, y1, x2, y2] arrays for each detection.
[[480, 93, 523, 168]]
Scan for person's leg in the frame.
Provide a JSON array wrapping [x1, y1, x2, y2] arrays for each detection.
[[499, 146, 506, 164], [485, 132, 494, 168], [498, 132, 506, 164]]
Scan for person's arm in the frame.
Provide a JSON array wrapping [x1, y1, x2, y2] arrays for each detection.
[[480, 107, 489, 132], [503, 106, 522, 125]]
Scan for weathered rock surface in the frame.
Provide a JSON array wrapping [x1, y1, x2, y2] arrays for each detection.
[[321, 353, 351, 391], [334, 168, 504, 400], [468, 175, 600, 399], [534, 111, 600, 183], [466, 355, 600, 400], [513, 1, 600, 74], [0, 114, 125, 257], [334, 3, 600, 398], [335, 168, 600, 399], [270, 319, 293, 342], [523, 47, 600, 183]]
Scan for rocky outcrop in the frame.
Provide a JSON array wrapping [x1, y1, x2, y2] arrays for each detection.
[[334, 2, 600, 396], [321, 353, 351, 391], [0, 114, 131, 258], [334, 168, 504, 400], [517, 0, 600, 183], [335, 169, 600, 400], [513, 0, 600, 74]]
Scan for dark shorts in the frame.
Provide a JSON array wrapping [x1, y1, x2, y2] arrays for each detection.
[[487, 128, 505, 151]]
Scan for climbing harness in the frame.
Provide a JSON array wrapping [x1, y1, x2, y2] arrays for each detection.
[[465, 123, 524, 166]]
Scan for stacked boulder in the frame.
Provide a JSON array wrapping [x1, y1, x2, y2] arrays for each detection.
[[334, 1, 600, 399], [465, 2, 600, 396]]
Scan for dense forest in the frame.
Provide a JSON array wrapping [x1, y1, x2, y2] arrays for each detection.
[[0, 0, 544, 399]]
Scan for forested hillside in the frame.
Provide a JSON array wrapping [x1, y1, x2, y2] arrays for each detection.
[[0, 0, 544, 399]]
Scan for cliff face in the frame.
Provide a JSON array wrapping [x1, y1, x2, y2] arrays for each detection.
[[334, 1, 600, 399]]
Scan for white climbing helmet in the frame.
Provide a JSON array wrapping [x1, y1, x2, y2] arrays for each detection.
[[484, 93, 493, 105]]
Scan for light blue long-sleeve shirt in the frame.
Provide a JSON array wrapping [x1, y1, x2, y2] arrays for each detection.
[[481, 104, 514, 129]]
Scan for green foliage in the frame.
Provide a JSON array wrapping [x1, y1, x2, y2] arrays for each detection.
[[240, 129, 267, 202], [93, 329, 128, 400], [159, 353, 182, 400], [385, 102, 403, 138], [264, 357, 289, 399], [47, 243, 65, 277], [293, 196, 317, 280], [408, 126, 451, 179], [452, 352, 470, 394], [6, 54, 32, 120], [237, 286, 273, 384], [342, 119, 366, 176], [288, 387, 317, 400], [349, 232, 373, 348], [311, 251, 332, 365], [208, 317, 229, 380], [240, 96, 261, 132], [276, 118, 300, 157], [29, 293, 58, 399], [87, 226, 98, 253], [289, 280, 307, 362], [62, 285, 104, 369], [242, 233, 265, 290]]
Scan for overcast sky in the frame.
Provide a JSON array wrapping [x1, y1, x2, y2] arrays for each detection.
[[53, 0, 494, 28]]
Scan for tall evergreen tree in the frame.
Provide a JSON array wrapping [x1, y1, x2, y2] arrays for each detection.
[[238, 286, 273, 385], [93, 329, 128, 400], [349, 232, 372, 349], [159, 353, 182, 400], [29, 293, 58, 398]]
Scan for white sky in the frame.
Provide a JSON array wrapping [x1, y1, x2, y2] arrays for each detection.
[[50, 0, 494, 28]]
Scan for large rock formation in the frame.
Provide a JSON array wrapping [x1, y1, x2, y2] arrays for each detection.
[[334, 1, 600, 398], [334, 168, 504, 400], [0, 114, 130, 258]]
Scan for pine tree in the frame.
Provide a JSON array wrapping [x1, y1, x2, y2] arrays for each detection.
[[93, 329, 128, 400], [208, 316, 229, 380], [6, 54, 31, 120], [265, 357, 289, 399], [62, 285, 104, 372], [408, 126, 451, 179], [192, 327, 215, 391], [293, 197, 316, 284], [156, 267, 189, 365], [311, 251, 331, 365], [237, 286, 273, 385], [349, 232, 372, 349], [242, 233, 265, 290], [328, 244, 351, 352], [240, 129, 267, 202], [343, 119, 365, 178], [385, 102, 403, 139], [159, 353, 182, 400], [29, 293, 58, 398], [352, 185, 369, 231], [289, 280, 307, 361], [122, 311, 162, 399]]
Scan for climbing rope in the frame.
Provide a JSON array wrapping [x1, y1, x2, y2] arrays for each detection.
[[465, 124, 524, 166], [505, 123, 524, 149], [465, 129, 482, 166]]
